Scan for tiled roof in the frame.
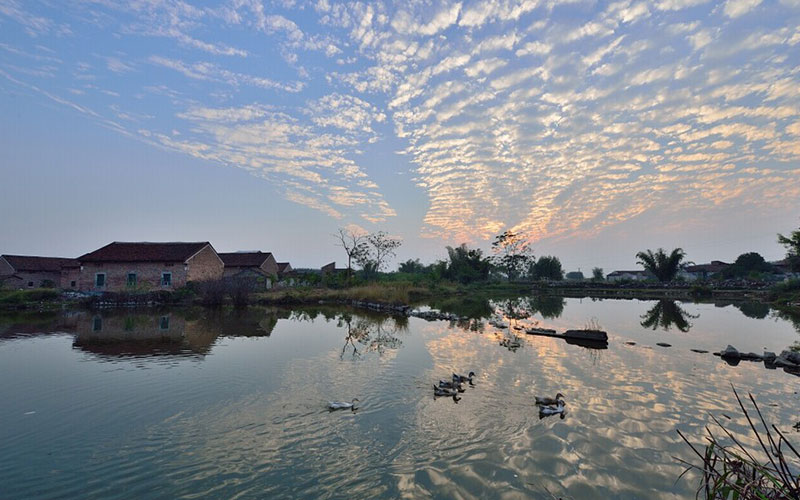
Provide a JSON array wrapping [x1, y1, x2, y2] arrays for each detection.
[[685, 262, 730, 273], [78, 242, 211, 263], [277, 262, 291, 273], [607, 270, 649, 276], [219, 252, 273, 267], [2, 255, 79, 272]]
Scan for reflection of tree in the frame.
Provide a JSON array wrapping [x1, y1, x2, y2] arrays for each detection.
[[498, 297, 531, 326], [640, 300, 698, 332], [734, 301, 771, 320], [338, 313, 406, 359], [526, 295, 565, 319]]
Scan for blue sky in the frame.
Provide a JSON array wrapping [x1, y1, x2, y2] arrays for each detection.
[[1, 0, 799, 271]]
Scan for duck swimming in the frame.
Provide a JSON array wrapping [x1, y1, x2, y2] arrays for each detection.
[[538, 399, 566, 418], [438, 380, 465, 392], [433, 385, 459, 397], [453, 371, 476, 384], [327, 398, 359, 411], [534, 393, 565, 406]]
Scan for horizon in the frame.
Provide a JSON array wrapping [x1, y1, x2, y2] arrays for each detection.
[[2, 0, 799, 272]]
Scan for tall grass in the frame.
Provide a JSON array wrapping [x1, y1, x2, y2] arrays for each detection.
[[677, 385, 800, 499]]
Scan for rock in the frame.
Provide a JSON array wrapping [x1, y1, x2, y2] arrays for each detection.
[[740, 352, 763, 361], [781, 350, 800, 365], [690, 349, 709, 354], [774, 352, 799, 368], [656, 342, 672, 347], [625, 341, 636, 345], [763, 351, 777, 363], [720, 345, 740, 359]]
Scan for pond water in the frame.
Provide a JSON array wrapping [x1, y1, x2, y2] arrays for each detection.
[[1, 297, 799, 499]]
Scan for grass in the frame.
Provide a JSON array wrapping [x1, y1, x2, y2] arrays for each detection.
[[0, 288, 60, 305], [676, 385, 800, 500], [253, 282, 439, 305]]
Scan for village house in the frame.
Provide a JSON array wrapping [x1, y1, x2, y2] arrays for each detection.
[[77, 242, 224, 292], [0, 255, 79, 290], [320, 262, 349, 276], [606, 270, 653, 282], [219, 251, 279, 290], [678, 261, 730, 281]]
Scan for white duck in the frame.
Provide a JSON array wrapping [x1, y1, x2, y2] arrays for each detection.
[[328, 398, 359, 411]]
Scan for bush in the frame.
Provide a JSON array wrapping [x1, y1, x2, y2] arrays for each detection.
[[195, 279, 227, 307], [0, 288, 60, 305]]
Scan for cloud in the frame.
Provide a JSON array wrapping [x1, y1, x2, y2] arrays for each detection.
[[722, 0, 763, 17]]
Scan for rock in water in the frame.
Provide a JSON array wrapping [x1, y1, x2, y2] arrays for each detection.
[[720, 345, 739, 359]]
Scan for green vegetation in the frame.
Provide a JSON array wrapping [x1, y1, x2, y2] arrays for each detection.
[[635, 247, 687, 282], [0, 288, 60, 305], [491, 230, 533, 281], [720, 252, 776, 279], [778, 224, 800, 272], [677, 386, 800, 500], [592, 267, 604, 281], [530, 255, 564, 281]]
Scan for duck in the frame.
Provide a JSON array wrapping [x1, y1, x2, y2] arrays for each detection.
[[433, 385, 459, 397], [327, 398, 359, 411], [534, 393, 565, 406], [438, 380, 465, 392], [538, 399, 566, 417], [453, 371, 476, 384]]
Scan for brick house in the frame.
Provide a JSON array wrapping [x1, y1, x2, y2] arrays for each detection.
[[0, 255, 79, 289], [219, 251, 279, 290], [77, 242, 224, 292]]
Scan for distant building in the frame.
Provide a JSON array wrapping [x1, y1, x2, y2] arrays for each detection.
[[321, 262, 348, 275], [606, 270, 652, 282], [0, 255, 79, 290], [277, 262, 293, 276], [77, 242, 223, 292], [219, 251, 279, 278], [679, 261, 730, 281]]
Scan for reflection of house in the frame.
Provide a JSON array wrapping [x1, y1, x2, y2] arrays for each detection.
[[0, 255, 79, 289], [77, 242, 224, 292], [220, 251, 278, 290], [73, 311, 218, 357], [606, 270, 652, 282], [679, 261, 730, 281]]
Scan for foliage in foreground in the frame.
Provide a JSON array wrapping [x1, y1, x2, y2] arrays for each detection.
[[0, 288, 60, 304], [677, 386, 800, 500]]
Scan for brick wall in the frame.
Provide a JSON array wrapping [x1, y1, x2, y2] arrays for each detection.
[[186, 245, 224, 282], [78, 262, 189, 292]]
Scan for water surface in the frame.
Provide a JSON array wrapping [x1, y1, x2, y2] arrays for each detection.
[[1, 298, 799, 499]]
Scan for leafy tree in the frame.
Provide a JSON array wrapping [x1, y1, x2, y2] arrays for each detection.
[[363, 231, 402, 272], [721, 252, 775, 278], [635, 247, 687, 282], [530, 255, 564, 281], [334, 228, 368, 277], [778, 225, 800, 272], [592, 267, 604, 281], [398, 258, 426, 274], [491, 230, 533, 281], [444, 244, 491, 284]]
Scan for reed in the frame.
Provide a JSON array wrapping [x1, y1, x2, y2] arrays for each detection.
[[676, 385, 800, 500]]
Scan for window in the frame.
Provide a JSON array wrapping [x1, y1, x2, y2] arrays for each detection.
[[27, 281, 34, 288], [70, 280, 76, 288], [159, 316, 170, 330], [127, 272, 137, 287], [95, 273, 106, 287], [92, 316, 102, 332], [161, 272, 172, 287]]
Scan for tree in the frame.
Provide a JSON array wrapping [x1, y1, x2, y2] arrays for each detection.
[[592, 267, 604, 281], [398, 259, 426, 274], [778, 226, 800, 272], [364, 231, 402, 272], [491, 230, 533, 281], [530, 256, 564, 281], [635, 247, 687, 282], [334, 228, 368, 277], [721, 252, 775, 278], [444, 244, 491, 284]]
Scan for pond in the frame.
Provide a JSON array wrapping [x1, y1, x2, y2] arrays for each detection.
[[1, 297, 799, 499]]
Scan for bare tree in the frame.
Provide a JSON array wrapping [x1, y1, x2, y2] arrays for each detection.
[[334, 228, 368, 277]]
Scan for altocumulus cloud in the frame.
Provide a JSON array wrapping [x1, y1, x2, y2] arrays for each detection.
[[1, 0, 799, 238]]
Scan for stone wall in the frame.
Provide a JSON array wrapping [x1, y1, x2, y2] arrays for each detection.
[[78, 262, 189, 292]]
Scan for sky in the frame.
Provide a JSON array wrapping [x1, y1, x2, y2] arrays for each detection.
[[1, 0, 799, 272]]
